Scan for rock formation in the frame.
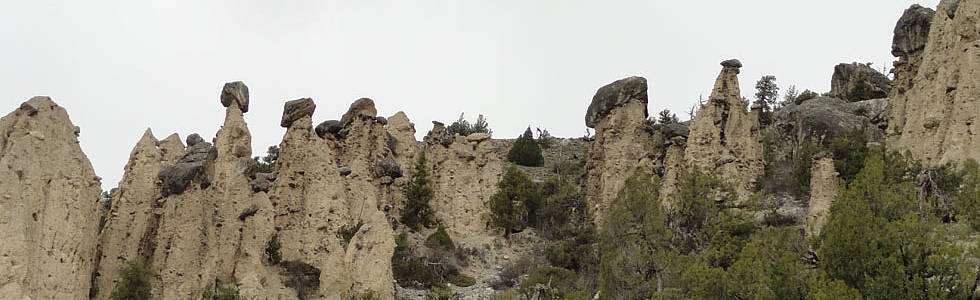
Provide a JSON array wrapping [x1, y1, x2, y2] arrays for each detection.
[[0, 97, 102, 299], [423, 125, 504, 237], [804, 155, 838, 238], [828, 62, 892, 101], [682, 59, 764, 202], [584, 76, 656, 224], [885, 0, 980, 165]]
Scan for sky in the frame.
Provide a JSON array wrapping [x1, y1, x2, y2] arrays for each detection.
[[0, 0, 941, 190]]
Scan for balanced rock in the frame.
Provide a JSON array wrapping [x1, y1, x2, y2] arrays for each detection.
[[220, 81, 250, 112], [341, 98, 378, 126], [280, 98, 316, 128], [585, 76, 648, 128]]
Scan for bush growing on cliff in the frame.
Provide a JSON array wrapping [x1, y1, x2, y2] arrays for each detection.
[[201, 279, 242, 300], [401, 152, 436, 230], [447, 113, 491, 137], [425, 225, 455, 252], [248, 145, 279, 179], [489, 166, 541, 237], [111, 260, 153, 300], [265, 234, 282, 265], [392, 232, 445, 289], [507, 127, 544, 167]]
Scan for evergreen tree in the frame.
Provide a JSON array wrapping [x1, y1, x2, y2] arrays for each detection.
[[489, 166, 540, 237], [507, 127, 544, 167], [598, 171, 671, 300], [401, 151, 435, 230]]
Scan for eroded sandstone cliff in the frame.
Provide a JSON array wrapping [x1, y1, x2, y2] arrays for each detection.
[[0, 97, 102, 299], [886, 0, 980, 165]]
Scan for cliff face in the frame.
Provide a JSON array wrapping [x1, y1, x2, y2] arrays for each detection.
[[0, 97, 102, 299], [886, 0, 980, 165], [583, 77, 656, 224], [423, 127, 503, 237], [683, 60, 764, 202]]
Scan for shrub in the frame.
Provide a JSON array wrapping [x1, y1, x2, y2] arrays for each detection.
[[497, 256, 534, 288], [425, 225, 455, 252], [447, 113, 491, 137], [266, 234, 282, 265], [507, 127, 544, 167], [392, 232, 444, 289], [401, 152, 436, 230], [489, 166, 541, 237], [789, 142, 824, 198], [201, 279, 241, 300], [536, 128, 555, 149], [536, 176, 588, 239], [828, 128, 868, 182], [449, 274, 476, 287], [795, 89, 818, 104], [426, 286, 453, 300], [336, 221, 364, 250], [520, 266, 583, 299], [955, 159, 980, 230], [111, 260, 153, 300], [248, 145, 278, 179]]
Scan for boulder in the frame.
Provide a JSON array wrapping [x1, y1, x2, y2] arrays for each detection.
[[220, 81, 250, 112], [340, 98, 378, 126], [829, 63, 891, 101], [158, 141, 214, 197], [186, 133, 205, 147], [585, 76, 648, 128], [376, 116, 388, 125], [315, 120, 343, 138], [465, 132, 491, 143], [715, 155, 736, 166], [280, 98, 316, 128], [721, 59, 742, 69], [892, 4, 936, 58], [339, 166, 352, 176], [661, 123, 690, 139], [375, 158, 402, 178], [772, 97, 873, 143]]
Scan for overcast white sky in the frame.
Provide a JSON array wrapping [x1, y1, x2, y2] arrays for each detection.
[[1, 0, 940, 190]]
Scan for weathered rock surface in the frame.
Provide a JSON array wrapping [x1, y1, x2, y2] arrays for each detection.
[[315, 120, 342, 139], [220, 81, 250, 113], [682, 59, 764, 202], [772, 97, 876, 144], [885, 0, 980, 165], [584, 76, 656, 224], [280, 98, 316, 128], [341, 98, 378, 126], [892, 4, 937, 58], [829, 63, 892, 101], [585, 76, 648, 128], [804, 155, 838, 238], [0, 97, 102, 299]]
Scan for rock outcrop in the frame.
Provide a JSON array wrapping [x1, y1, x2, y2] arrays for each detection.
[[829, 63, 892, 101], [0, 97, 102, 299], [273, 97, 396, 299], [885, 0, 980, 165], [682, 59, 764, 202], [584, 76, 656, 224], [804, 155, 838, 238]]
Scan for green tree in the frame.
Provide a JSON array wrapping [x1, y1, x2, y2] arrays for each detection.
[[507, 127, 544, 167], [447, 113, 492, 137], [755, 75, 779, 109], [598, 171, 671, 300], [401, 152, 435, 230], [111, 260, 153, 300], [489, 166, 540, 237]]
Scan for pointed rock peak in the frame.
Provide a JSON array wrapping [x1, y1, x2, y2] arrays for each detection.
[[138, 128, 158, 143], [892, 4, 935, 58], [585, 76, 648, 128], [220, 81, 249, 113], [388, 111, 414, 132], [17, 96, 56, 116], [341, 98, 378, 126], [281, 98, 316, 128], [186, 133, 205, 147]]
